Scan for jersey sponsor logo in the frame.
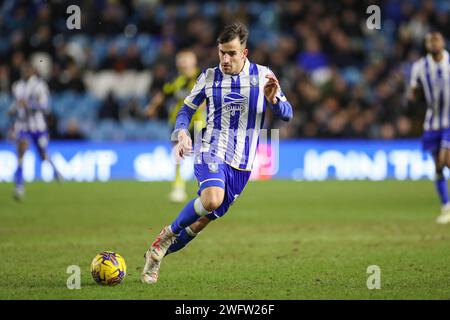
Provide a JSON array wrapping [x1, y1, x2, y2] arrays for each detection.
[[223, 92, 248, 116]]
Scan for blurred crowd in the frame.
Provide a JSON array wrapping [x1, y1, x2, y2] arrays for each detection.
[[1, 0, 450, 140]]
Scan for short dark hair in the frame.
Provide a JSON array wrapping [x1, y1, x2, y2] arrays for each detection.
[[217, 22, 249, 46], [426, 30, 444, 39]]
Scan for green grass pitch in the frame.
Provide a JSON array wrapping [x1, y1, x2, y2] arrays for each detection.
[[0, 180, 449, 299]]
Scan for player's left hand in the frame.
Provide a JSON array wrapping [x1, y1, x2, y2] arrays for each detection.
[[264, 74, 279, 104]]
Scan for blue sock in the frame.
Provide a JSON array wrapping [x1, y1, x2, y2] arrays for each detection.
[[435, 178, 449, 205], [170, 198, 200, 234], [15, 164, 23, 187], [165, 227, 196, 256], [48, 159, 61, 178]]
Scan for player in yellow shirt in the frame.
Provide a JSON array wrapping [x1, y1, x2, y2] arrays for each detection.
[[145, 49, 206, 202]]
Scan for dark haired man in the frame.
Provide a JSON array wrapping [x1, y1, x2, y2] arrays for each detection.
[[141, 22, 293, 283], [409, 31, 450, 224]]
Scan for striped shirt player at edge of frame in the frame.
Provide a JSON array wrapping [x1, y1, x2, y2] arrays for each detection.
[[409, 30, 450, 225]]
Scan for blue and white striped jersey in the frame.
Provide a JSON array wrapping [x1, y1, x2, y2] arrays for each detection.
[[176, 58, 293, 171], [410, 50, 450, 131], [12, 75, 50, 133]]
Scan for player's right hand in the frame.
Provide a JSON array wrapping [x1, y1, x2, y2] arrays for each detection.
[[176, 130, 193, 160]]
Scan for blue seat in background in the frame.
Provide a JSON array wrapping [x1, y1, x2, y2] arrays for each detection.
[[51, 93, 70, 117], [0, 113, 10, 132], [142, 121, 171, 141], [89, 119, 124, 141], [76, 94, 101, 120], [154, 121, 171, 140], [68, 34, 91, 48], [121, 119, 142, 140], [341, 67, 361, 86], [91, 37, 109, 63], [0, 93, 12, 111], [51, 91, 77, 117], [114, 35, 132, 55], [136, 34, 153, 53]]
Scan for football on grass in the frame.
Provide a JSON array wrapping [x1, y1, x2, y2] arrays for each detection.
[[90, 251, 127, 286]]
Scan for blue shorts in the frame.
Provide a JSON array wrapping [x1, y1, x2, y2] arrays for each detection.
[[17, 130, 49, 151], [194, 161, 251, 221], [421, 129, 450, 154]]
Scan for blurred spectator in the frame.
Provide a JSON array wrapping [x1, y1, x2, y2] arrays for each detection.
[[101, 45, 126, 71], [59, 62, 85, 92], [29, 25, 53, 53], [98, 1, 126, 35], [9, 51, 26, 84], [46, 112, 61, 140], [0, 0, 449, 141], [98, 92, 120, 121], [120, 98, 146, 122], [60, 119, 86, 140], [138, 4, 163, 36], [147, 63, 170, 120], [0, 64, 10, 94], [124, 44, 144, 71], [297, 36, 329, 72], [52, 41, 73, 70], [48, 63, 65, 92]]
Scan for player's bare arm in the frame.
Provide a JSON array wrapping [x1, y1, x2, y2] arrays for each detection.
[[144, 91, 165, 119]]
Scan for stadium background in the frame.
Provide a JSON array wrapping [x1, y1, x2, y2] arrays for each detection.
[[2, 0, 450, 301], [1, 0, 449, 182]]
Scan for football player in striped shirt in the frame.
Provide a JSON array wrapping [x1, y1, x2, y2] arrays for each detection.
[[9, 62, 61, 200], [142, 22, 293, 284], [409, 31, 450, 224]]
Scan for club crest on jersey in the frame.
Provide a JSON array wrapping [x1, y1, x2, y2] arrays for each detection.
[[223, 92, 247, 116], [250, 75, 259, 87], [208, 162, 219, 173]]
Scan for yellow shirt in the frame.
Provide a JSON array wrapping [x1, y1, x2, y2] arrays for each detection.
[[162, 70, 206, 129]]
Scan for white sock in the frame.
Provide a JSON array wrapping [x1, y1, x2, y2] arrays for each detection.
[[185, 226, 197, 237]]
